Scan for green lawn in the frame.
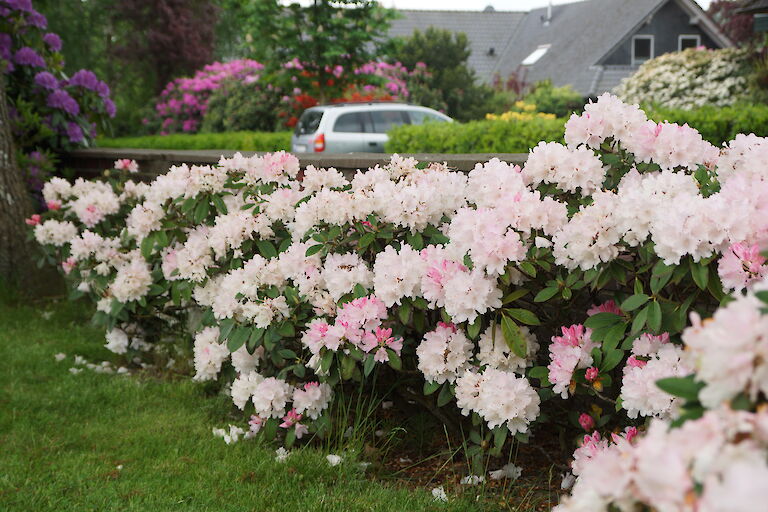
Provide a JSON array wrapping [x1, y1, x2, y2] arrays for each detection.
[[0, 296, 500, 511]]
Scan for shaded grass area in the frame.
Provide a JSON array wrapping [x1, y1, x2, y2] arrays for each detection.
[[0, 297, 492, 511], [97, 131, 291, 152]]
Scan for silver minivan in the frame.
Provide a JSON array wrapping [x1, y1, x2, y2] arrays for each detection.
[[291, 103, 452, 153]]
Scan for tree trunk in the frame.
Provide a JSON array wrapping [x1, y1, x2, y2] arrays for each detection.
[[0, 73, 35, 288]]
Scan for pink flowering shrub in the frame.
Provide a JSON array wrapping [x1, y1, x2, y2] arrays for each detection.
[[29, 94, 768, 499]]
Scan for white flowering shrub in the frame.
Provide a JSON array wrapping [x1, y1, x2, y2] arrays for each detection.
[[615, 47, 751, 110], [29, 94, 768, 497]]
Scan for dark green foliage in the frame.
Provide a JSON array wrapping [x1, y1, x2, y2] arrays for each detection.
[[386, 117, 566, 153], [387, 104, 768, 153], [98, 132, 291, 152], [388, 28, 492, 121], [201, 79, 282, 133], [649, 104, 768, 145]]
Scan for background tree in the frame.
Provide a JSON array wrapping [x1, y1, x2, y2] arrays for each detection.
[[0, 74, 34, 285], [224, 0, 396, 102], [708, 0, 758, 47], [388, 28, 492, 122]]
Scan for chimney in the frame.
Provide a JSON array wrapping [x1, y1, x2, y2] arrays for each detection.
[[543, 1, 553, 26]]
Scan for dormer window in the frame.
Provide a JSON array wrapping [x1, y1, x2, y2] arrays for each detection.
[[632, 35, 654, 65], [522, 44, 550, 66], [679, 34, 701, 51]]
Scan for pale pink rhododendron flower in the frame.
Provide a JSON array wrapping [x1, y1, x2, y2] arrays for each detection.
[[46, 200, 61, 210], [25, 214, 41, 226], [621, 333, 689, 419], [114, 158, 139, 173], [547, 324, 599, 397], [717, 242, 768, 292]]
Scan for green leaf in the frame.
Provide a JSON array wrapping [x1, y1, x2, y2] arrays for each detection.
[[621, 293, 650, 312], [501, 315, 527, 358], [359, 232, 376, 248], [398, 302, 411, 324], [246, 328, 265, 353], [690, 260, 709, 290], [600, 348, 624, 372], [528, 366, 549, 380], [647, 300, 662, 333], [320, 350, 334, 373], [533, 286, 559, 303], [502, 288, 529, 304], [218, 318, 236, 341], [466, 317, 481, 339], [505, 308, 540, 326], [353, 283, 367, 298], [277, 322, 295, 338], [256, 240, 278, 259], [602, 322, 627, 352], [363, 355, 376, 377], [437, 383, 453, 407], [211, 194, 228, 215], [387, 349, 402, 371], [656, 375, 703, 402], [305, 244, 323, 256], [584, 312, 622, 330], [519, 261, 537, 278], [140, 233, 155, 259], [340, 354, 355, 380], [631, 305, 649, 334], [423, 380, 440, 395], [193, 199, 210, 224], [227, 327, 250, 352]]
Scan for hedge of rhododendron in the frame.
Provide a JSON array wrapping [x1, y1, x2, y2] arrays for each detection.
[[30, 94, 768, 502], [615, 47, 751, 110], [148, 58, 433, 134]]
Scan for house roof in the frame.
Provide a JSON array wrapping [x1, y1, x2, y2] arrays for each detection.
[[390, 0, 733, 96], [388, 8, 526, 84]]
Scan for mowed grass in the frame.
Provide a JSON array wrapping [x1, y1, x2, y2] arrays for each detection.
[[0, 296, 489, 512]]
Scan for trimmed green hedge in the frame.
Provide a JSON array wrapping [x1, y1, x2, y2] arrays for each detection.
[[385, 117, 566, 153], [649, 105, 768, 146], [386, 105, 768, 154], [97, 131, 292, 152]]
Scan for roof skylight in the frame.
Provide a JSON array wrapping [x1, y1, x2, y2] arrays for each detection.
[[522, 44, 550, 65]]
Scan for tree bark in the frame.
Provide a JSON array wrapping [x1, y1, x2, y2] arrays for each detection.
[[0, 73, 35, 287]]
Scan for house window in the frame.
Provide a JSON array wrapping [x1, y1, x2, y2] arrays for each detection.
[[522, 44, 550, 66], [678, 34, 701, 51], [632, 35, 654, 65]]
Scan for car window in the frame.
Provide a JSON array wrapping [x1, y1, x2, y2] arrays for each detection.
[[294, 110, 323, 136], [408, 111, 447, 125], [333, 112, 367, 133], [370, 110, 409, 133]]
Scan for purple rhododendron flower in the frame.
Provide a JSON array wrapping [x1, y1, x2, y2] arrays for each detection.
[[95, 81, 110, 99], [0, 33, 11, 61], [13, 47, 45, 68], [34, 71, 58, 90], [103, 98, 116, 118], [6, 0, 33, 13], [69, 69, 99, 91], [42, 33, 62, 52], [66, 122, 84, 143], [47, 89, 79, 116], [26, 9, 47, 28]]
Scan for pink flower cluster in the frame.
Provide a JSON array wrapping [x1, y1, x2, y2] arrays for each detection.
[[547, 324, 599, 398], [153, 59, 264, 134], [301, 296, 402, 363]]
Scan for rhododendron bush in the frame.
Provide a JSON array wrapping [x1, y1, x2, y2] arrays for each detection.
[[615, 47, 751, 110], [30, 94, 768, 501]]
